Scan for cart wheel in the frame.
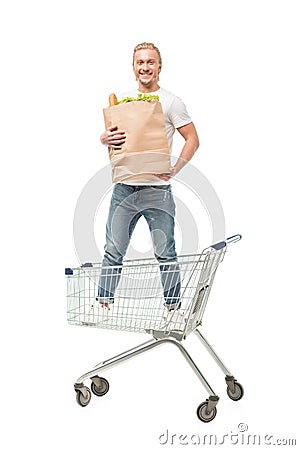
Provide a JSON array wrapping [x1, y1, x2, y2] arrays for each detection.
[[91, 377, 110, 397], [76, 387, 91, 407], [227, 382, 244, 401], [196, 401, 217, 423]]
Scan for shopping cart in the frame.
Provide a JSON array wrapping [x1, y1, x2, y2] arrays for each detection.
[[65, 234, 243, 422]]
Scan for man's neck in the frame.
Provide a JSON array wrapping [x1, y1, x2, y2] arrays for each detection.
[[138, 83, 160, 93]]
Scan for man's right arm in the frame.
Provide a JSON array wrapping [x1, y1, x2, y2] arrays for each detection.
[[100, 126, 126, 149]]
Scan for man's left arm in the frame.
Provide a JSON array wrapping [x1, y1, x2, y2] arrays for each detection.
[[155, 122, 200, 181]]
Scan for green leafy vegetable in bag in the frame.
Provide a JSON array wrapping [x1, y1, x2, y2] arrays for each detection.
[[118, 93, 159, 104]]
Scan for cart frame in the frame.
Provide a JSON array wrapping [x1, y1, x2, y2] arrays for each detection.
[[66, 234, 244, 422]]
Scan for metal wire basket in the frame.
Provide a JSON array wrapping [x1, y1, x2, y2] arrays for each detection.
[[67, 242, 225, 338]]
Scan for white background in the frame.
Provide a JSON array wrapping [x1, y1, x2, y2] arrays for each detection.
[[1, 0, 299, 448]]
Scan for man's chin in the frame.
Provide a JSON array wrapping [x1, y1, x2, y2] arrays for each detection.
[[138, 75, 155, 86], [139, 79, 151, 86]]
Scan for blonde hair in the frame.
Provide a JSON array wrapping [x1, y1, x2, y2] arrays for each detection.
[[133, 42, 162, 68]]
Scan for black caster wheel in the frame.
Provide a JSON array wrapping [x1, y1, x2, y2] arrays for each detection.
[[91, 377, 110, 397], [76, 387, 91, 407], [196, 401, 217, 423], [227, 381, 244, 401]]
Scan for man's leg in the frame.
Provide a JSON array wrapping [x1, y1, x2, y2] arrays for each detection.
[[141, 186, 181, 309], [97, 183, 140, 301]]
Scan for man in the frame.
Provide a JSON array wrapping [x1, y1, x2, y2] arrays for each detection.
[[97, 42, 199, 319]]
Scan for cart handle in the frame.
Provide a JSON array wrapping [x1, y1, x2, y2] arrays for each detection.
[[226, 234, 242, 245], [210, 234, 242, 251]]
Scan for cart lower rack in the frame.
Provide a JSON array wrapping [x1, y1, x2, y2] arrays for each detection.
[[65, 234, 243, 422]]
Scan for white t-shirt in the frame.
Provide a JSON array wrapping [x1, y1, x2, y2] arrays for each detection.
[[117, 87, 192, 185]]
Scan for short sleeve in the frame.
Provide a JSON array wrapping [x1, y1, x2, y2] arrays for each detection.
[[168, 96, 192, 129]]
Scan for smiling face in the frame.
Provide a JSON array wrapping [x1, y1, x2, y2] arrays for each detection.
[[133, 48, 161, 92]]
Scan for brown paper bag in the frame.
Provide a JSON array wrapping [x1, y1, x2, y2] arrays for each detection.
[[103, 100, 170, 183]]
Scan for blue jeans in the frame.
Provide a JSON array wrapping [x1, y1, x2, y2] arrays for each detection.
[[98, 183, 181, 307]]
